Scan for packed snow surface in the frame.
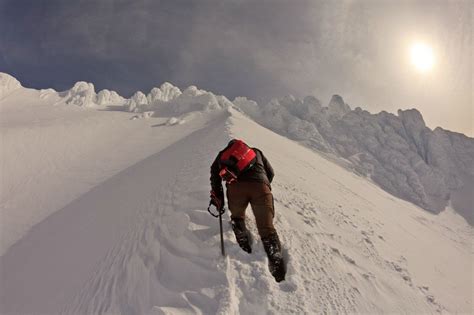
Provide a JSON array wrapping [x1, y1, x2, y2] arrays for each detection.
[[0, 73, 472, 314]]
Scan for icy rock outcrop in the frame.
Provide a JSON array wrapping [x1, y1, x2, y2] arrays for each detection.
[[398, 109, 431, 162], [330, 109, 449, 212], [239, 96, 333, 152], [328, 94, 351, 119], [97, 89, 125, 105], [233, 97, 261, 118], [64, 82, 97, 107], [303, 95, 323, 114], [236, 94, 474, 223], [280, 95, 321, 120], [428, 128, 474, 185], [0, 72, 22, 99]]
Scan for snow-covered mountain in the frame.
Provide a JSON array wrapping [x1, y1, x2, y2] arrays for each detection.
[[234, 94, 474, 225], [9, 71, 469, 224], [61, 68, 471, 225], [0, 73, 472, 314]]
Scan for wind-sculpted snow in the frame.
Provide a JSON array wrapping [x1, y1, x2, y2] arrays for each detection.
[[127, 84, 233, 116], [126, 90, 148, 112], [118, 81, 232, 116], [0, 72, 22, 99], [63, 81, 98, 107], [0, 72, 231, 119], [237, 95, 474, 224], [97, 89, 125, 105], [127, 82, 182, 113], [60, 81, 126, 107], [0, 74, 124, 108], [147, 82, 181, 103]]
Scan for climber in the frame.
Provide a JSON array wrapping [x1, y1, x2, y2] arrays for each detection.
[[209, 139, 286, 282]]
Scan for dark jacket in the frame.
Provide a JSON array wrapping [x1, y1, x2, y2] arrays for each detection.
[[210, 147, 274, 193]]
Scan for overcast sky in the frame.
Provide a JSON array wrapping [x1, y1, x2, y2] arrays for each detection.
[[0, 0, 472, 135]]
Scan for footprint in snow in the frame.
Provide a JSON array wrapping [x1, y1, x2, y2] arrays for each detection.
[[279, 279, 297, 292]]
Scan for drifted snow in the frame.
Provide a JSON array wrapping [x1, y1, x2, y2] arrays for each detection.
[[39, 88, 58, 99]]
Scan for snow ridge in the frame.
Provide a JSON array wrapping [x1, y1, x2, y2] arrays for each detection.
[[29, 74, 231, 115]]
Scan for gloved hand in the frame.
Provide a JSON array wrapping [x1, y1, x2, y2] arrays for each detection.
[[210, 189, 225, 214]]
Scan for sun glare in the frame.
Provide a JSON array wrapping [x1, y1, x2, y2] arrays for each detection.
[[410, 42, 435, 72]]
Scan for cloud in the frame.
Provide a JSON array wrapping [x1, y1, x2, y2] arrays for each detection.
[[0, 0, 471, 135]]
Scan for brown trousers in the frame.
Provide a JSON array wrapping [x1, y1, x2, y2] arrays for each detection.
[[226, 181, 276, 238]]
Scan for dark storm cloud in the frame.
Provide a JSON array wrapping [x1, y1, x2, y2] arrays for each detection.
[[0, 0, 199, 94], [0, 0, 471, 134], [0, 0, 359, 100]]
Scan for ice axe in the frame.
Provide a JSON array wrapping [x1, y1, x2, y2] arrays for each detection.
[[207, 202, 226, 256]]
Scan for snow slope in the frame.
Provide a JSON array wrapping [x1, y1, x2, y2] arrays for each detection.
[[226, 109, 472, 314], [0, 74, 472, 314], [1, 103, 472, 314], [0, 78, 220, 256]]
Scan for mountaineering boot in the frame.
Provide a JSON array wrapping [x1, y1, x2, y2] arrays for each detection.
[[231, 218, 252, 253], [262, 232, 286, 282]]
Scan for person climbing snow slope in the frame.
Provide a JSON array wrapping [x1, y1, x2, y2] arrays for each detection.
[[209, 139, 286, 282]]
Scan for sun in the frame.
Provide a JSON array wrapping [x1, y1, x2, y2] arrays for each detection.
[[410, 42, 435, 72]]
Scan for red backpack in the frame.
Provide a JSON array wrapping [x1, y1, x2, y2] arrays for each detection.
[[219, 140, 256, 183]]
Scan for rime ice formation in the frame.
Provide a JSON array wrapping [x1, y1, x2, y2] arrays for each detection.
[[328, 94, 351, 119], [170, 85, 232, 114], [122, 82, 231, 114], [63, 82, 97, 107], [97, 89, 125, 105], [235, 96, 333, 153], [61, 82, 125, 107], [126, 91, 148, 112], [147, 82, 181, 104], [237, 95, 474, 224], [127, 84, 233, 116]]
